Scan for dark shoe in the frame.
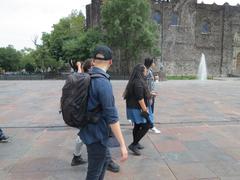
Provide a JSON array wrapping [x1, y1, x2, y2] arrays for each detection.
[[0, 134, 9, 142], [71, 155, 87, 166], [136, 143, 144, 149], [128, 144, 141, 156], [107, 160, 120, 173]]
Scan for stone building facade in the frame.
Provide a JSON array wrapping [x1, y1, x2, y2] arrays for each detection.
[[86, 0, 240, 77]]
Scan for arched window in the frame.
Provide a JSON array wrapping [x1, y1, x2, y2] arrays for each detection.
[[171, 13, 178, 26], [153, 11, 161, 24], [201, 21, 210, 33]]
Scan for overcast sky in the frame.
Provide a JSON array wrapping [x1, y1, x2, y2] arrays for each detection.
[[0, 0, 239, 50]]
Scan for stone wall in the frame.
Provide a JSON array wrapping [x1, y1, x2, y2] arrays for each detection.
[[86, 0, 240, 76], [195, 3, 224, 76]]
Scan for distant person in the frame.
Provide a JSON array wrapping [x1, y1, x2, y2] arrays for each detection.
[[0, 128, 9, 142], [144, 58, 161, 134], [70, 60, 89, 166], [123, 64, 152, 156], [70, 59, 121, 173]]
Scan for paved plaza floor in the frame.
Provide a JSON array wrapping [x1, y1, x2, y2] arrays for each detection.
[[0, 79, 240, 180]]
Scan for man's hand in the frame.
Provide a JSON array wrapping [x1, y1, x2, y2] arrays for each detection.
[[120, 145, 128, 162], [109, 122, 128, 162]]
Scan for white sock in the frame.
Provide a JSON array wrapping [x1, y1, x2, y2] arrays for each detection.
[[73, 136, 83, 156]]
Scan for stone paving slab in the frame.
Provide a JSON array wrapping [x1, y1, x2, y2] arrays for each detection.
[[1, 124, 240, 180], [1, 80, 240, 128], [1, 80, 240, 180]]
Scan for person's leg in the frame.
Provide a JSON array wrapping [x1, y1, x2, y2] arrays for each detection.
[[148, 105, 154, 128], [71, 135, 87, 166], [99, 147, 111, 179], [133, 123, 145, 149], [0, 128, 9, 142], [86, 142, 109, 180], [134, 123, 150, 144], [74, 135, 83, 156], [106, 130, 120, 173], [132, 123, 141, 145], [128, 123, 142, 155], [151, 97, 155, 113], [148, 102, 161, 133]]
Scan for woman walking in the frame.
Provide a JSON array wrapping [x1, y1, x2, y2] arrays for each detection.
[[123, 64, 152, 156]]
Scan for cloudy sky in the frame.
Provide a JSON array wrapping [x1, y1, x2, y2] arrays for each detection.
[[0, 0, 239, 50]]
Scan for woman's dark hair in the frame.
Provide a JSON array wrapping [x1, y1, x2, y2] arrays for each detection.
[[123, 64, 150, 99], [82, 59, 93, 72], [144, 58, 154, 69]]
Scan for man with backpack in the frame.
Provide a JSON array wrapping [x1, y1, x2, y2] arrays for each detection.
[[79, 45, 128, 180], [69, 59, 121, 173]]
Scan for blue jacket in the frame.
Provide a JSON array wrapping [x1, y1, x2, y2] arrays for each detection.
[[79, 67, 119, 146]]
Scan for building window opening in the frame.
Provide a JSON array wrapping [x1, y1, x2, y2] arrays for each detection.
[[153, 11, 161, 24], [201, 21, 210, 34], [170, 13, 178, 26]]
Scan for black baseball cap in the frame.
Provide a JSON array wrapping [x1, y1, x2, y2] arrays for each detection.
[[92, 45, 112, 60]]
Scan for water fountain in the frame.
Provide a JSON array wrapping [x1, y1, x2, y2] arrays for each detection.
[[197, 53, 207, 80]]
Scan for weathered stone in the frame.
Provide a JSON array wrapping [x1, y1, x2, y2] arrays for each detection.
[[86, 0, 240, 77]]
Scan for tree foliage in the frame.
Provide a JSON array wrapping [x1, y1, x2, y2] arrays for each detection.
[[0, 45, 22, 71], [0, 9, 103, 73], [20, 48, 37, 73], [43, 10, 86, 61], [63, 28, 104, 61], [101, 0, 159, 73]]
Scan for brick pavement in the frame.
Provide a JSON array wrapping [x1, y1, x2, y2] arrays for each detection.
[[0, 80, 240, 180]]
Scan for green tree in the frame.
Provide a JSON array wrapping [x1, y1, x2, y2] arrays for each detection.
[[33, 45, 64, 72], [63, 28, 104, 61], [25, 63, 35, 73], [0, 45, 22, 71], [43, 10, 85, 62], [101, 0, 159, 74], [20, 48, 37, 72]]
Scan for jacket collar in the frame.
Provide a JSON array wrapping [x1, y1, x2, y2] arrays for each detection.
[[90, 67, 110, 79]]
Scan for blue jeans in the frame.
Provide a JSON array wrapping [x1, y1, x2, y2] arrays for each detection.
[[0, 128, 3, 137], [86, 142, 111, 180], [148, 103, 154, 128]]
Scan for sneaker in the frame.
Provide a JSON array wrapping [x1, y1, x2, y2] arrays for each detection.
[[0, 134, 9, 142], [128, 144, 141, 156], [136, 143, 144, 149], [150, 127, 161, 134], [71, 155, 87, 166], [107, 160, 120, 173]]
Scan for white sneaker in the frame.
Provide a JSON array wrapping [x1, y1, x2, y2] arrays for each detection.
[[150, 127, 161, 134]]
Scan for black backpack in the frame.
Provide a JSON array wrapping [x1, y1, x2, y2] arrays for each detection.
[[60, 72, 103, 128]]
